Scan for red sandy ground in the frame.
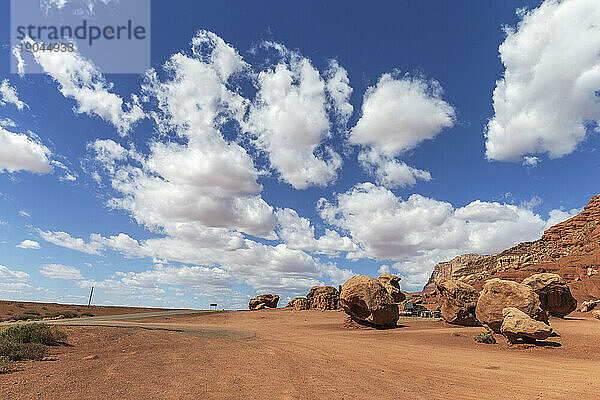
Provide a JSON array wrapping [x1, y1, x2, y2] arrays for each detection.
[[0, 300, 181, 321], [1, 308, 599, 399]]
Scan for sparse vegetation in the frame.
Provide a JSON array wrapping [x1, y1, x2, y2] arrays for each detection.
[[0, 355, 16, 373], [473, 332, 496, 344], [0, 311, 82, 322], [0, 323, 67, 345], [0, 324, 67, 369], [0, 341, 48, 361]]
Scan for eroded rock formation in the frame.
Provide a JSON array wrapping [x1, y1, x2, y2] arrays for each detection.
[[521, 273, 577, 317], [435, 278, 479, 326], [307, 286, 339, 310], [286, 297, 310, 310], [339, 275, 399, 327], [424, 195, 600, 303], [475, 278, 548, 333], [249, 294, 279, 310], [377, 273, 406, 303]]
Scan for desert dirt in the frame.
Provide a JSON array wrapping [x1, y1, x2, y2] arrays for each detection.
[[1, 308, 599, 400], [0, 300, 181, 321]]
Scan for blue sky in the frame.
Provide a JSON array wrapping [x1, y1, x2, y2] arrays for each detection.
[[0, 0, 598, 309]]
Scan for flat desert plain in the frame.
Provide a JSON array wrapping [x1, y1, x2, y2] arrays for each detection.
[[0, 300, 182, 321], [2, 308, 599, 399]]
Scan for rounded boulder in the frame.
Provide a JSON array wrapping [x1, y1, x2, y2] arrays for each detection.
[[340, 275, 399, 327], [475, 278, 548, 333]]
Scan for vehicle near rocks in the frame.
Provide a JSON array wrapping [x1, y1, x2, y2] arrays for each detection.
[[399, 302, 440, 318]]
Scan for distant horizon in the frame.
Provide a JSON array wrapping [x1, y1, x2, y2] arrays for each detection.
[[0, 0, 599, 310]]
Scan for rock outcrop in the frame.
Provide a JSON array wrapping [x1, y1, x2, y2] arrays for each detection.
[[423, 195, 600, 303], [500, 307, 553, 344], [377, 273, 406, 303], [580, 299, 600, 312], [423, 254, 483, 293], [521, 273, 577, 317], [475, 278, 548, 333], [435, 278, 479, 326], [249, 294, 279, 310], [339, 275, 399, 327], [286, 297, 310, 310], [306, 286, 339, 310]]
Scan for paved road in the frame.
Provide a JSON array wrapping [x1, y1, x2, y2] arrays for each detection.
[[0, 310, 256, 339]]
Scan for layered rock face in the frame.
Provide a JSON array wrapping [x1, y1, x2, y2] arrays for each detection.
[[377, 273, 406, 303], [475, 279, 548, 333], [339, 275, 399, 327], [249, 294, 279, 310], [306, 286, 339, 310], [500, 307, 553, 344], [435, 278, 479, 326], [422, 254, 483, 293], [424, 195, 600, 302], [521, 273, 577, 317]]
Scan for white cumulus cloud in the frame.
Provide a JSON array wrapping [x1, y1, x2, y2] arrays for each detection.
[[16, 240, 41, 249], [485, 0, 600, 162], [318, 183, 577, 289], [0, 79, 28, 110], [275, 208, 358, 255], [245, 44, 343, 189], [350, 72, 455, 187], [0, 265, 30, 281], [28, 42, 143, 135], [0, 127, 52, 174], [39, 264, 84, 280]]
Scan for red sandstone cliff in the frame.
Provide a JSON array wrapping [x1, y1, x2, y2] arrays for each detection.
[[423, 194, 600, 302]]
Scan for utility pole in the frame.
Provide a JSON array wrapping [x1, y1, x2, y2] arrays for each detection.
[[87, 286, 94, 308]]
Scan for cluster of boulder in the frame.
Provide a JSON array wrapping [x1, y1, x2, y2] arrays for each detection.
[[285, 285, 340, 311], [435, 273, 579, 343], [249, 294, 279, 310]]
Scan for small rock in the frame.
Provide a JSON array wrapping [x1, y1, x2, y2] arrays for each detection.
[[592, 310, 600, 320], [82, 355, 98, 360]]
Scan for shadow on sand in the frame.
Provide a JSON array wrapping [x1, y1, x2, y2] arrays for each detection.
[[345, 317, 408, 330]]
